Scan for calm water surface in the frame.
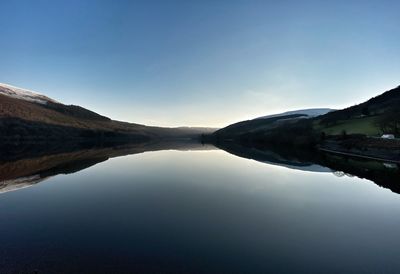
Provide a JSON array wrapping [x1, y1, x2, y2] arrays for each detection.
[[1, 148, 400, 273]]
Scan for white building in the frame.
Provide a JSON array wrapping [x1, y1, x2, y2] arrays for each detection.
[[381, 134, 395, 139]]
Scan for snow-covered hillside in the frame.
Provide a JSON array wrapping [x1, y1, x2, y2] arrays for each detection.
[[0, 175, 49, 194], [256, 108, 334, 120], [0, 83, 59, 105]]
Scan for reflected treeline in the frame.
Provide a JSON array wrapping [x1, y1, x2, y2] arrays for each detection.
[[214, 141, 332, 173], [1, 140, 400, 195], [215, 141, 400, 195], [0, 140, 215, 194]]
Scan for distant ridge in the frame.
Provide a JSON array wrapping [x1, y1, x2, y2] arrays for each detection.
[[256, 108, 334, 120], [213, 108, 334, 139]]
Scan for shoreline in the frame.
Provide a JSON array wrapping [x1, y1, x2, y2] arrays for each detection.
[[319, 147, 400, 164]]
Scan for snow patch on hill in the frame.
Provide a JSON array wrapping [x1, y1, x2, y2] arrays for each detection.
[[0, 83, 59, 105], [0, 175, 50, 194], [256, 108, 334, 120]]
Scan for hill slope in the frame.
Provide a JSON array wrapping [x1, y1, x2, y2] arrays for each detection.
[[212, 85, 400, 145], [256, 108, 333, 120], [0, 83, 214, 142], [214, 108, 332, 140], [315, 85, 400, 136]]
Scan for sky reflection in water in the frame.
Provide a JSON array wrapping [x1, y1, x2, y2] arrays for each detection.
[[0, 149, 400, 273]]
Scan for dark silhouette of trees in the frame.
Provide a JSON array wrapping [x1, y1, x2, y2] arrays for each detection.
[[361, 106, 370, 116], [376, 107, 400, 136]]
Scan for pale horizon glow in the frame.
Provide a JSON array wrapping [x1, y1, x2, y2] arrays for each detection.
[[0, 0, 399, 127]]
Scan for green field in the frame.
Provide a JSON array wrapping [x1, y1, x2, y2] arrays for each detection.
[[314, 116, 381, 136]]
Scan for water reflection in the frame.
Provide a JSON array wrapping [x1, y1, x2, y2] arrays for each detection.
[[0, 140, 215, 194], [216, 142, 400, 194], [1, 140, 400, 195], [1, 141, 400, 273]]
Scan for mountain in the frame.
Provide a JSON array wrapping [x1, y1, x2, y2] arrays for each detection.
[[0, 83, 60, 104], [0, 83, 215, 142], [213, 108, 332, 140], [211, 85, 400, 146], [256, 108, 333, 120], [315, 85, 400, 136]]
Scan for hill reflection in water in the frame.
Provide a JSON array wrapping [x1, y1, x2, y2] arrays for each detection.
[[0, 140, 399, 195], [0, 140, 215, 194], [216, 142, 400, 195]]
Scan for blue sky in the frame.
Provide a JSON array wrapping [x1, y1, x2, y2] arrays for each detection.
[[1, 0, 399, 127]]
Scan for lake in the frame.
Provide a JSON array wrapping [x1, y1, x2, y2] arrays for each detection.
[[1, 142, 400, 273]]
